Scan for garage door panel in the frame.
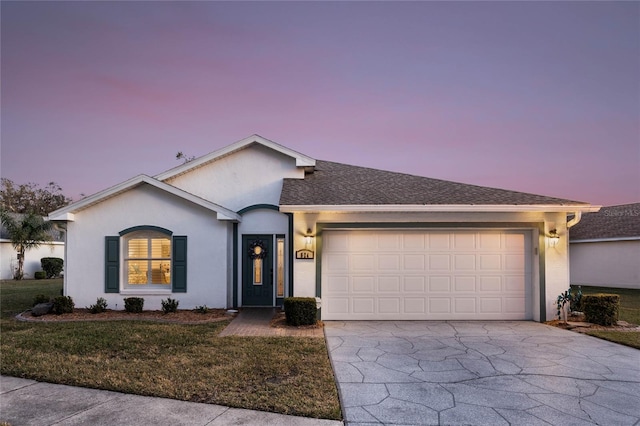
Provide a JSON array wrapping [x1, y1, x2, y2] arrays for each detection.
[[322, 230, 532, 320], [429, 255, 451, 270], [379, 255, 400, 270], [429, 276, 451, 292], [326, 276, 349, 293], [405, 276, 426, 292], [404, 254, 425, 270], [454, 276, 476, 292], [379, 276, 400, 292]]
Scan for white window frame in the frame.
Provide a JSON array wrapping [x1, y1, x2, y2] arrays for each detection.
[[122, 230, 172, 291]]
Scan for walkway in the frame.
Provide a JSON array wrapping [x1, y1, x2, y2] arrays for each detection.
[[1, 376, 342, 426], [325, 320, 640, 425], [219, 307, 324, 337]]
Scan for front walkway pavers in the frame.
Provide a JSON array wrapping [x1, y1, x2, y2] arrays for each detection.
[[325, 321, 640, 425]]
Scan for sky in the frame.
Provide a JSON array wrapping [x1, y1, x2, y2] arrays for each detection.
[[1, 1, 638, 207]]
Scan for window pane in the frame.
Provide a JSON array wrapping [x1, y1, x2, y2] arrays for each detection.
[[128, 239, 148, 258], [127, 261, 148, 284], [277, 238, 284, 297], [151, 260, 171, 284], [253, 258, 262, 285], [151, 238, 171, 258]]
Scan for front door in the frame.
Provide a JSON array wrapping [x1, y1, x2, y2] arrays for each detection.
[[242, 235, 274, 306]]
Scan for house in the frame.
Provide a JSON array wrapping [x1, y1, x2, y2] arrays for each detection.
[[1, 216, 65, 280], [49, 135, 599, 321], [569, 203, 640, 289]]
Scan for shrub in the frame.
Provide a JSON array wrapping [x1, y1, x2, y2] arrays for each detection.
[[32, 294, 50, 306], [284, 297, 317, 326], [40, 257, 64, 278], [87, 297, 108, 314], [51, 296, 74, 315], [34, 271, 46, 280], [124, 297, 144, 313], [194, 305, 209, 314], [583, 294, 620, 326], [161, 298, 179, 314]]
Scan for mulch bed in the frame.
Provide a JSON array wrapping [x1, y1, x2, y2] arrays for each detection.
[[546, 313, 640, 333], [16, 308, 233, 324]]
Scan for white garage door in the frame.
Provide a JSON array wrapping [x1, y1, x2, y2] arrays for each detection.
[[321, 229, 532, 320]]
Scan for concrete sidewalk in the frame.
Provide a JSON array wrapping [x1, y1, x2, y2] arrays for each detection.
[[1, 376, 343, 426]]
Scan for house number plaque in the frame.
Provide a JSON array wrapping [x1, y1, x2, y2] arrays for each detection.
[[295, 249, 314, 259]]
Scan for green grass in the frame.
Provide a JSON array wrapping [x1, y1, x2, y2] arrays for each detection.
[[586, 331, 640, 350], [0, 280, 341, 420]]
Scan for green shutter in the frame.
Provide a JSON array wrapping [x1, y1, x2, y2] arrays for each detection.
[[172, 236, 187, 293], [105, 236, 120, 293]]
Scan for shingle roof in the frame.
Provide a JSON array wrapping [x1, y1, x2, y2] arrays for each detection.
[[280, 160, 589, 206], [570, 203, 640, 240]]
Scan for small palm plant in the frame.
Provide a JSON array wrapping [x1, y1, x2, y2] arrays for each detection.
[[0, 211, 52, 280]]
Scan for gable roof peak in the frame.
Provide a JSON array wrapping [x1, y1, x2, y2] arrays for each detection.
[[155, 134, 316, 181]]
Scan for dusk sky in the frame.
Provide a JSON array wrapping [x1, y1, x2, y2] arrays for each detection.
[[2, 1, 638, 207]]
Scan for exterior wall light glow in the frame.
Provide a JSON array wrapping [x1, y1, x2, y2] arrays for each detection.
[[548, 229, 560, 247], [305, 228, 314, 247]]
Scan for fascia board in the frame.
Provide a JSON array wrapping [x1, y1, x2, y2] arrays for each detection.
[[154, 134, 315, 181], [279, 204, 601, 213], [570, 237, 640, 243], [47, 175, 240, 222]]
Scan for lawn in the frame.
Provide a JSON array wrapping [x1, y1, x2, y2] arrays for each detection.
[[571, 284, 640, 349], [0, 280, 341, 420]]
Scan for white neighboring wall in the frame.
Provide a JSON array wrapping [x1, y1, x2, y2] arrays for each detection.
[[0, 240, 65, 280], [570, 240, 640, 289]]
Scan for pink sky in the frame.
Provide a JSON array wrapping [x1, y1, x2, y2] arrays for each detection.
[[1, 1, 638, 206]]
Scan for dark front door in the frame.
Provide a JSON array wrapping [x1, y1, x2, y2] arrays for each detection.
[[242, 235, 273, 306]]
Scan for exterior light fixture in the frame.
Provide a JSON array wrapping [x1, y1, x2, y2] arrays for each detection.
[[548, 229, 560, 247], [305, 228, 314, 247]]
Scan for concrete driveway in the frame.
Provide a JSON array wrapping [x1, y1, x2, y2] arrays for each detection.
[[325, 321, 640, 425]]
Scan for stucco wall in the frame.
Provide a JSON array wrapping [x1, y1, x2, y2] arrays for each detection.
[[1, 241, 65, 280], [164, 144, 304, 211], [570, 240, 640, 289], [65, 184, 230, 310], [290, 210, 569, 321]]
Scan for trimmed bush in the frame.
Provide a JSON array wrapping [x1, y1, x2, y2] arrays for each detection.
[[34, 271, 46, 280], [194, 305, 209, 314], [582, 294, 620, 326], [87, 297, 108, 314], [124, 297, 144, 313], [32, 294, 50, 306], [161, 298, 179, 314], [51, 295, 74, 315], [284, 297, 317, 326], [41, 257, 64, 278]]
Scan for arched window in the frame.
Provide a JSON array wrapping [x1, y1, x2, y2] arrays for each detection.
[[124, 230, 171, 288]]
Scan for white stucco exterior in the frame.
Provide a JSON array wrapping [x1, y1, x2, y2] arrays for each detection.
[[1, 240, 65, 280], [48, 135, 597, 321], [570, 240, 640, 289]]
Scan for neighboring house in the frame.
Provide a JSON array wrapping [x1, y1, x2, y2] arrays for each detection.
[[49, 135, 599, 321], [1, 216, 65, 280], [569, 203, 640, 289]]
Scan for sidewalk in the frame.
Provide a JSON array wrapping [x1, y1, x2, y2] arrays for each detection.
[[1, 376, 342, 426]]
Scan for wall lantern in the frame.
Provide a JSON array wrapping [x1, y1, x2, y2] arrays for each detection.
[[548, 229, 560, 247], [304, 228, 314, 247]]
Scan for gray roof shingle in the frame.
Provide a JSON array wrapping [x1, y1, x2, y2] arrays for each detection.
[[570, 203, 640, 240], [280, 160, 589, 206]]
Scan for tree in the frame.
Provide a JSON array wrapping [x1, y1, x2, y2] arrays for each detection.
[[0, 211, 53, 280], [175, 152, 196, 163], [0, 178, 72, 215]]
